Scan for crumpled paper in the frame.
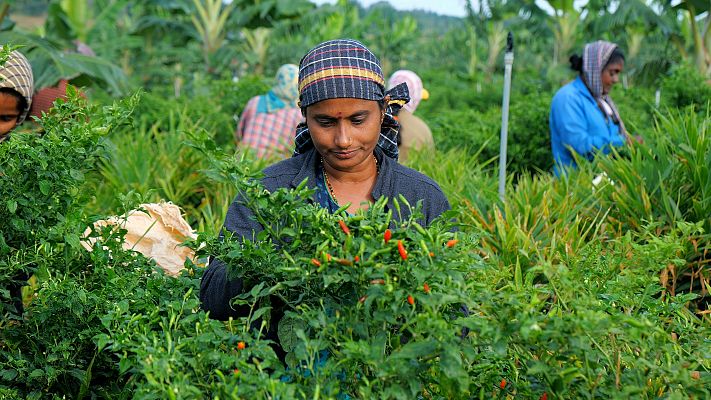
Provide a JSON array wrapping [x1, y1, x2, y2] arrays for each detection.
[[82, 202, 197, 276]]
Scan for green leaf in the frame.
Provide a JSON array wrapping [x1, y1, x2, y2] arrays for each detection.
[[39, 180, 51, 195], [6, 200, 16, 214]]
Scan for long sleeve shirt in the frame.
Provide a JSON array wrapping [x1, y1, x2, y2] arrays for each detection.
[[549, 76, 625, 175]]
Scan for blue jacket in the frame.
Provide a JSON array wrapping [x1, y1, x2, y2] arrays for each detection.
[[549, 76, 625, 174]]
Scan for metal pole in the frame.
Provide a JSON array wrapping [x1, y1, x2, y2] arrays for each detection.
[[498, 32, 514, 202]]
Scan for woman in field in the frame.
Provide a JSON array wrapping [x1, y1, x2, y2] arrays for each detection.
[[549, 40, 628, 175], [0, 49, 33, 143], [386, 69, 434, 161], [0, 49, 34, 318], [236, 63, 304, 159], [200, 39, 450, 356]]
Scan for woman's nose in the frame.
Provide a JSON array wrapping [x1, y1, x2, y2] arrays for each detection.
[[334, 123, 352, 148]]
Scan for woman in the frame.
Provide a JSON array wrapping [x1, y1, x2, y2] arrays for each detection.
[[549, 40, 627, 175], [0, 49, 33, 317], [387, 69, 434, 162], [236, 64, 304, 159], [200, 39, 450, 354], [0, 49, 33, 143]]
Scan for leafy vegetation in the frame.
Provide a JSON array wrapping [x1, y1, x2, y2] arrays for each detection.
[[0, 0, 709, 398]]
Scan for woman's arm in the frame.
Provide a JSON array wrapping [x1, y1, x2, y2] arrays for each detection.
[[199, 193, 264, 320]]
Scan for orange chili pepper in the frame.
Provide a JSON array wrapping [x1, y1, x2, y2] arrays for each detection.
[[311, 258, 321, 267], [423, 283, 430, 294], [397, 240, 407, 260], [446, 239, 459, 248], [407, 295, 415, 305], [237, 341, 246, 350], [338, 220, 350, 235]]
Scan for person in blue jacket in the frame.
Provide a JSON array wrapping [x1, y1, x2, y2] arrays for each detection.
[[550, 40, 628, 175]]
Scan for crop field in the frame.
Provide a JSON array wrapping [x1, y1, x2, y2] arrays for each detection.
[[0, 1, 709, 399]]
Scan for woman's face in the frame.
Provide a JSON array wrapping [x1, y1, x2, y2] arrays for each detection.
[[306, 98, 383, 172], [601, 60, 624, 95], [0, 92, 21, 138]]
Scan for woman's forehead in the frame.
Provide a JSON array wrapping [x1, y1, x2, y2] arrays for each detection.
[[307, 98, 379, 114]]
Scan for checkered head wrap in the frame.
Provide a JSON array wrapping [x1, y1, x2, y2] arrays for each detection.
[[583, 40, 626, 134], [0, 50, 34, 124], [293, 39, 410, 160]]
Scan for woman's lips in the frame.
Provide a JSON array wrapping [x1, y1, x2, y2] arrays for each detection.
[[333, 149, 357, 159]]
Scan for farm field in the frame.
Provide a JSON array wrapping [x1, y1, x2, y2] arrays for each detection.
[[0, 1, 709, 398]]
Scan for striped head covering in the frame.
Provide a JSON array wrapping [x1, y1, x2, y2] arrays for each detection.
[[0, 49, 34, 124], [583, 40, 626, 134], [258, 64, 299, 114], [293, 39, 410, 160], [387, 70, 427, 113]]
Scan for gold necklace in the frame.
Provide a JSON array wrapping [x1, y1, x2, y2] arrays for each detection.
[[323, 155, 379, 205]]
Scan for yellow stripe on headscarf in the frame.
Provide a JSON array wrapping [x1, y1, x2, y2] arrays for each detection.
[[299, 68, 385, 93]]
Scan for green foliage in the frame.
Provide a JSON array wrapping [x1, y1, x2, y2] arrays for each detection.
[[427, 92, 553, 176], [0, 90, 137, 309], [1, 106, 709, 398], [661, 63, 711, 112]]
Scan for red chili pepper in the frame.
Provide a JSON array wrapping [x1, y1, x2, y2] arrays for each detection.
[[397, 240, 407, 260], [237, 341, 246, 350], [540, 392, 547, 400], [311, 258, 321, 267], [407, 295, 415, 305], [423, 283, 430, 294], [338, 220, 350, 235], [358, 295, 367, 303], [354, 255, 360, 262], [446, 239, 459, 248], [499, 379, 506, 389], [384, 229, 392, 243]]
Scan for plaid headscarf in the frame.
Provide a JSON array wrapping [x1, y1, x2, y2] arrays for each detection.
[[293, 39, 410, 160], [583, 40, 626, 134], [259, 64, 299, 114], [0, 50, 34, 124]]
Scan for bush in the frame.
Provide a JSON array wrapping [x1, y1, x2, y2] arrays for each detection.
[[661, 64, 711, 112]]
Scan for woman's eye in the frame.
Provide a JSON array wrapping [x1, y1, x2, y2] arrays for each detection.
[[317, 119, 335, 127]]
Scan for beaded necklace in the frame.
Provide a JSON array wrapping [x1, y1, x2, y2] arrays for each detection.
[[322, 154, 379, 206]]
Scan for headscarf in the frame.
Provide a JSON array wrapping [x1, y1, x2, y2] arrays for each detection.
[[0, 49, 34, 124], [293, 39, 410, 160], [582, 40, 626, 134], [257, 64, 299, 114], [387, 70, 428, 113]]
